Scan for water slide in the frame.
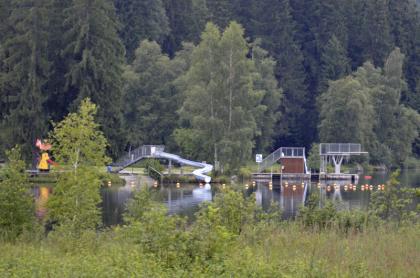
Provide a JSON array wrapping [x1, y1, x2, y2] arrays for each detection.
[[155, 150, 213, 183], [111, 145, 213, 183]]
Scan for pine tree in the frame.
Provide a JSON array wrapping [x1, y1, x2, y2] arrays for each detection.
[[115, 0, 169, 61], [251, 0, 311, 147], [319, 35, 351, 93], [0, 0, 51, 158], [123, 40, 181, 148], [0, 0, 12, 123], [251, 42, 282, 153], [43, 0, 72, 122], [349, 0, 394, 66], [206, 0, 233, 28], [291, 0, 348, 94], [63, 0, 125, 157], [162, 0, 208, 56]]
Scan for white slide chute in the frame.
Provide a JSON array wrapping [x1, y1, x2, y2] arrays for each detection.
[[155, 150, 213, 183]]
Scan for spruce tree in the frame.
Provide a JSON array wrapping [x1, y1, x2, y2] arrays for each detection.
[[251, 42, 282, 153], [251, 0, 311, 147], [63, 0, 125, 156], [43, 0, 72, 122], [162, 0, 208, 56], [359, 0, 394, 66], [115, 0, 169, 61], [206, 0, 233, 28], [0, 0, 51, 158], [319, 35, 351, 93]]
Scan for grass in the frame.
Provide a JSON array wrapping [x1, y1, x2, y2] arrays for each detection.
[[0, 223, 418, 277]]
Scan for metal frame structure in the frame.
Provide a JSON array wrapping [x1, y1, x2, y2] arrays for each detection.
[[319, 143, 367, 174]]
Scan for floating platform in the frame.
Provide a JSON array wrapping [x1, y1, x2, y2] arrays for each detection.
[[252, 173, 311, 182], [252, 172, 359, 182], [318, 173, 359, 181]]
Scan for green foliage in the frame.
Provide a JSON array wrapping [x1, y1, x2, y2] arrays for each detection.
[[162, 0, 208, 55], [115, 0, 169, 61], [50, 98, 109, 171], [47, 169, 102, 235], [47, 99, 108, 236], [251, 42, 282, 153], [120, 188, 190, 268], [176, 22, 271, 172], [1, 179, 420, 276], [318, 75, 375, 147], [0, 0, 51, 159], [319, 35, 351, 93], [62, 0, 125, 157], [249, 0, 311, 147], [370, 170, 418, 224], [0, 146, 35, 241], [306, 143, 320, 171], [139, 159, 164, 174], [319, 49, 420, 167], [123, 40, 181, 148]]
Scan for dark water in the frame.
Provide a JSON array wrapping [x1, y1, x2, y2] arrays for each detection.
[[101, 183, 213, 225], [33, 170, 419, 226]]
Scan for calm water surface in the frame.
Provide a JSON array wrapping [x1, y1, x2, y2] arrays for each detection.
[[33, 170, 419, 226]]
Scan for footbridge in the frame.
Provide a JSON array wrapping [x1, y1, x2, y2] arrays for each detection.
[[109, 145, 213, 183]]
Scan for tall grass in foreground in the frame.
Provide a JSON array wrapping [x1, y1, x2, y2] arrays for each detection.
[[0, 223, 418, 277]]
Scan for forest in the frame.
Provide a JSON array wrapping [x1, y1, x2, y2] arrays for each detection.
[[1, 0, 420, 172]]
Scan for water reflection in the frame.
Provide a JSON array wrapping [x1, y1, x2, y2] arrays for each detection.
[[101, 182, 213, 226], [254, 181, 308, 218], [33, 170, 419, 226], [34, 186, 51, 219]]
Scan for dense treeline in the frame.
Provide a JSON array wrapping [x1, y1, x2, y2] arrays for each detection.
[[1, 0, 420, 171]]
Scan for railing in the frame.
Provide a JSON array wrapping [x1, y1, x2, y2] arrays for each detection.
[[148, 165, 163, 184], [320, 143, 362, 155], [280, 147, 305, 157], [112, 145, 165, 168]]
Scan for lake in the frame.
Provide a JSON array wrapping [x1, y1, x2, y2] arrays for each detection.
[[33, 170, 419, 226]]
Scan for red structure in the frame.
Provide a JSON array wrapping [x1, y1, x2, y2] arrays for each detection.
[[279, 157, 305, 174]]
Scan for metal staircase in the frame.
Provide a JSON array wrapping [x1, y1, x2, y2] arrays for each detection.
[[110, 145, 164, 172]]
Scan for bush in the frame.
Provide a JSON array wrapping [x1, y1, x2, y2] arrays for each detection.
[[140, 159, 165, 180], [0, 147, 35, 241]]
